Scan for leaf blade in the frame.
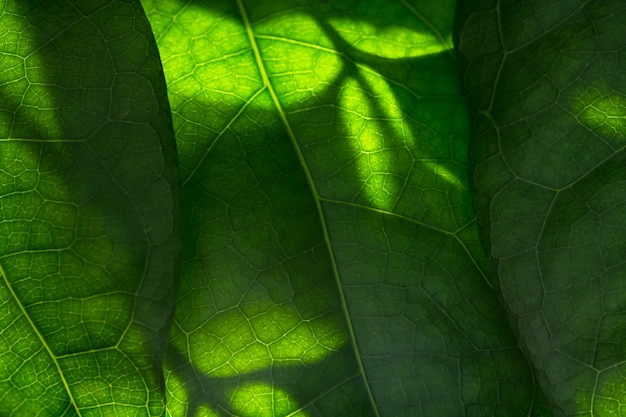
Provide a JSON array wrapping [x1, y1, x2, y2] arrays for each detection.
[[0, 1, 181, 415], [144, 0, 548, 415], [458, 0, 626, 414]]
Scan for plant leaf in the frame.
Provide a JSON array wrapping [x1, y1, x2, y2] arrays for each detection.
[[457, 0, 626, 414], [0, 1, 180, 415], [143, 0, 548, 415]]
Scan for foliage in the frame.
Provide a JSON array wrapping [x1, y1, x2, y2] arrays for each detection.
[[0, 0, 624, 416]]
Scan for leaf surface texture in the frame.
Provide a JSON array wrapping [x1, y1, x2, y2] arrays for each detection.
[[142, 0, 546, 415], [457, 0, 626, 414], [0, 1, 180, 416]]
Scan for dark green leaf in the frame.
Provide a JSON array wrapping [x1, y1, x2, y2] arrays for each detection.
[[457, 0, 626, 414]]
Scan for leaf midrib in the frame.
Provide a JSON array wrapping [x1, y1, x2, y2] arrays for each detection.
[[234, 1, 381, 415]]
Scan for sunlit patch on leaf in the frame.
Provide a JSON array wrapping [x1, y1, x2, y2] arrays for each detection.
[[327, 0, 454, 60], [188, 303, 346, 378], [421, 160, 462, 188], [230, 383, 307, 417], [164, 370, 191, 417], [579, 93, 626, 139], [339, 76, 407, 211], [195, 406, 222, 417], [591, 366, 626, 417]]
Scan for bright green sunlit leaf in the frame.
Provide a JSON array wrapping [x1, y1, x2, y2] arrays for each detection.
[[230, 383, 307, 417], [579, 93, 626, 139]]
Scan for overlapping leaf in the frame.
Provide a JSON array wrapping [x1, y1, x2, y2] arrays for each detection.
[[0, 1, 180, 415], [142, 0, 546, 415]]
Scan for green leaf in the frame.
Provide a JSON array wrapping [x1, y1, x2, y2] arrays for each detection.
[[142, 0, 546, 415], [457, 0, 626, 415], [0, 1, 180, 416], [4, 0, 624, 415]]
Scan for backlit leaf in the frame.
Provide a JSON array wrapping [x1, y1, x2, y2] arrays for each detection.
[[142, 0, 545, 415], [0, 1, 180, 415]]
